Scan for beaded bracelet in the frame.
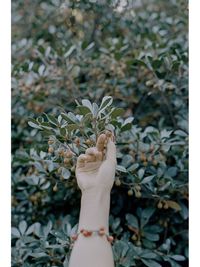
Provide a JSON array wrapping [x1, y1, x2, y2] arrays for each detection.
[[70, 227, 114, 244]]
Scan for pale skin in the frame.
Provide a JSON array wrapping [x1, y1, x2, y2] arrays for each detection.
[[68, 132, 117, 267]]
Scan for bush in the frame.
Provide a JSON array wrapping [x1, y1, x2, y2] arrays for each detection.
[[12, 1, 188, 266]]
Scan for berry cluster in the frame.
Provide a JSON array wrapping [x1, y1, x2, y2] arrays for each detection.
[[71, 227, 114, 244]]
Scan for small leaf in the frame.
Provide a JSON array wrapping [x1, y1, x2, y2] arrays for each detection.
[[141, 175, 155, 184], [126, 213, 139, 229], [44, 113, 58, 126], [63, 256, 69, 267], [138, 168, 145, 179], [99, 96, 113, 111], [82, 99, 93, 113], [77, 105, 91, 115], [166, 167, 178, 178], [92, 103, 99, 117], [170, 255, 185, 261], [28, 121, 42, 130], [19, 221, 27, 235], [116, 165, 127, 173], [141, 207, 155, 228], [110, 108, 124, 118], [11, 227, 21, 238], [38, 65, 45, 76], [141, 259, 162, 267]]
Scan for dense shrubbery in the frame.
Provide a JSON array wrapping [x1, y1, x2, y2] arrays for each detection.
[[12, 0, 188, 266]]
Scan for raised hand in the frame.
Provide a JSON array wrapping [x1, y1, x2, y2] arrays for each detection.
[[76, 132, 117, 191]]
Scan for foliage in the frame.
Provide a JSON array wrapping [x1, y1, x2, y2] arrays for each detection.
[[12, 0, 188, 266]]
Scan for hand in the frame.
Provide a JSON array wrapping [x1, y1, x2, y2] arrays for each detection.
[[76, 132, 117, 192]]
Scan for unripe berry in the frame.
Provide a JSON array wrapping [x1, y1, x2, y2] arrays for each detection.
[[48, 147, 54, 153], [85, 139, 92, 146], [135, 191, 142, 198], [57, 167, 62, 174], [153, 159, 158, 166], [115, 179, 121, 186], [58, 149, 65, 157], [136, 240, 142, 246], [164, 221, 168, 227], [143, 161, 148, 167], [131, 234, 137, 241], [64, 158, 70, 164], [135, 185, 141, 191], [64, 150, 73, 158], [145, 80, 154, 87], [140, 153, 147, 162], [74, 137, 80, 147], [157, 201, 163, 209], [128, 189, 133, 196], [53, 184, 58, 192], [163, 202, 169, 209]]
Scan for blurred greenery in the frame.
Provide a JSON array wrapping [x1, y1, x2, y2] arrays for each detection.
[[12, 0, 188, 266]]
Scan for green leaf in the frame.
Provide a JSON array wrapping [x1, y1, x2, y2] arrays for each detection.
[[99, 96, 113, 111], [170, 255, 185, 261], [43, 221, 52, 237], [116, 165, 127, 173], [138, 168, 145, 179], [141, 252, 158, 259], [141, 259, 162, 267], [77, 105, 91, 115], [126, 213, 139, 229], [44, 113, 58, 126], [63, 256, 69, 267], [143, 232, 160, 241], [92, 103, 99, 117], [141, 175, 155, 184], [165, 167, 178, 177], [110, 108, 124, 118], [11, 227, 21, 238], [61, 112, 78, 124], [141, 207, 155, 228], [66, 124, 79, 132], [19, 220, 27, 235], [82, 99, 93, 113], [28, 121, 42, 130]]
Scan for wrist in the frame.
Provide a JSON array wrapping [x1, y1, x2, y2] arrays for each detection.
[[78, 187, 111, 232]]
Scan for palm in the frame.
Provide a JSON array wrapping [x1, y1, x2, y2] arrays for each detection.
[[75, 133, 116, 191]]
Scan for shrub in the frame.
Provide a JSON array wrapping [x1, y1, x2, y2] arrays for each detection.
[[12, 1, 188, 266]]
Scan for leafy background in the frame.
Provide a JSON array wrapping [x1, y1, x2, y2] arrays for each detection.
[[12, 0, 188, 266]]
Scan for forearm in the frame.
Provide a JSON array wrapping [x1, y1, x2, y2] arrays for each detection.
[[69, 187, 114, 267], [78, 187, 111, 233]]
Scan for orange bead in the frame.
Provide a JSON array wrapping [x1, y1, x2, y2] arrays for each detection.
[[71, 234, 78, 241], [98, 229, 105, 236], [87, 231, 92, 237], [107, 236, 114, 243], [83, 230, 89, 237]]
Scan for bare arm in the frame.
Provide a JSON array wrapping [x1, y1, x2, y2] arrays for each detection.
[[68, 133, 116, 267]]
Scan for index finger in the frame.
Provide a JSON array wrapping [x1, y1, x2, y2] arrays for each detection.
[[96, 133, 106, 152]]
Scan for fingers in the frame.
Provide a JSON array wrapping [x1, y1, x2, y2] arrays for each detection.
[[105, 138, 116, 162], [77, 131, 116, 168], [96, 134, 107, 152], [86, 147, 103, 161]]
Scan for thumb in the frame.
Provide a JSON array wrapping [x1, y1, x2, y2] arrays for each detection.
[[105, 138, 117, 162]]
